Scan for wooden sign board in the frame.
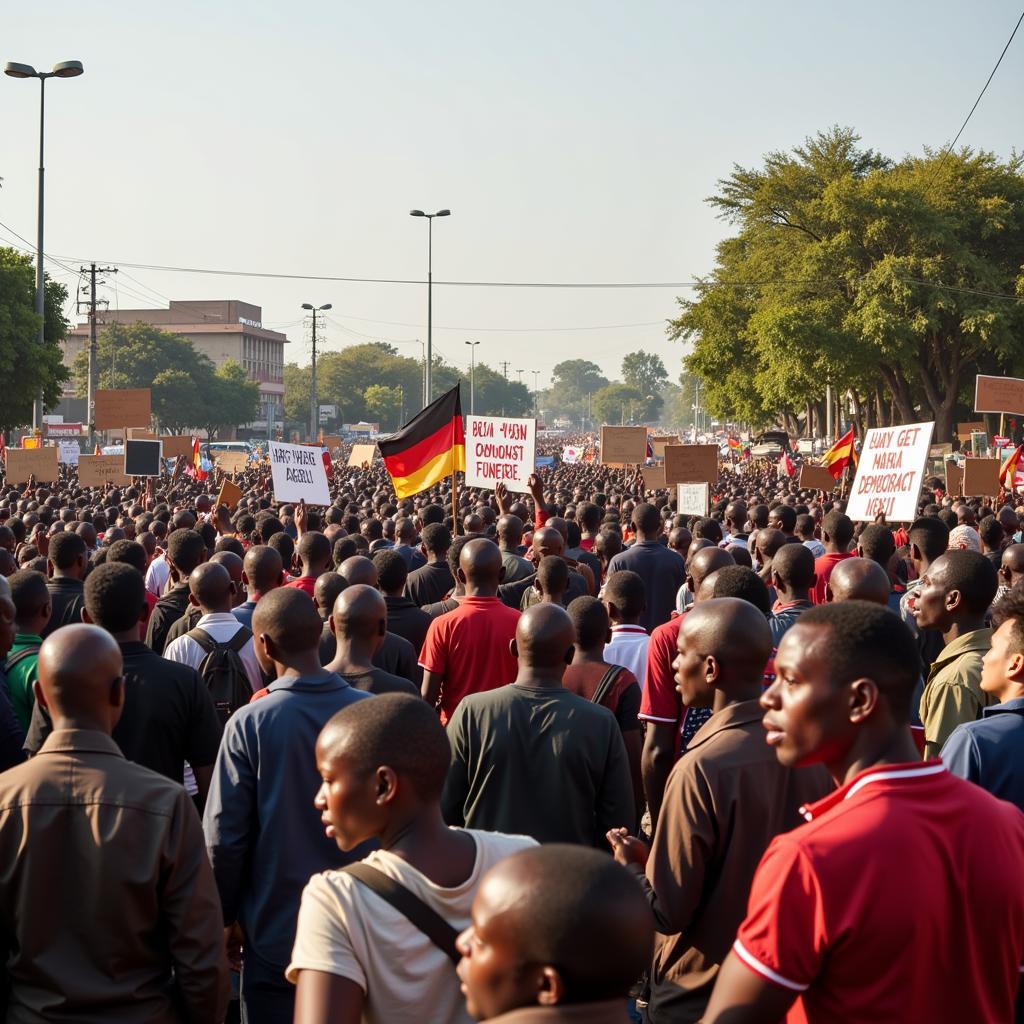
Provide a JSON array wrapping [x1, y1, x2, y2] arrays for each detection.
[[650, 435, 681, 458], [799, 464, 838, 491], [160, 435, 194, 460], [962, 458, 1001, 498], [957, 421, 986, 441], [600, 426, 647, 466], [6, 446, 60, 484], [94, 388, 152, 431], [216, 478, 243, 511], [664, 444, 719, 486], [77, 454, 131, 488], [348, 443, 377, 468], [944, 459, 962, 496], [215, 452, 249, 475], [975, 375, 1024, 416], [641, 466, 667, 491]]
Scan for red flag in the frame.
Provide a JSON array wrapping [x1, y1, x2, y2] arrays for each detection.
[[778, 452, 795, 478], [321, 449, 333, 479]]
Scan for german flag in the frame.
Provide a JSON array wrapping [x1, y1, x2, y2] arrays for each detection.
[[379, 385, 466, 499], [821, 427, 857, 480]]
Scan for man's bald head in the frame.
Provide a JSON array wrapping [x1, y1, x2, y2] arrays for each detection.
[[331, 584, 387, 644], [36, 623, 124, 732], [827, 557, 892, 605], [531, 527, 565, 559], [680, 598, 772, 689], [687, 546, 733, 595], [755, 528, 787, 564], [189, 561, 234, 613], [253, 588, 323, 658], [771, 542, 816, 593], [243, 544, 284, 594], [339, 555, 378, 588], [513, 603, 575, 671], [459, 537, 504, 591]]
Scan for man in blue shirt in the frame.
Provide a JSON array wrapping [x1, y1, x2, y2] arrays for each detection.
[[203, 587, 372, 1024], [942, 587, 1024, 812], [232, 544, 285, 631]]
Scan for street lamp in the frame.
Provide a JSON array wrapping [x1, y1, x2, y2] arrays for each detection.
[[5, 59, 84, 431], [465, 341, 480, 415], [531, 370, 540, 420], [409, 208, 450, 405], [301, 302, 332, 440]]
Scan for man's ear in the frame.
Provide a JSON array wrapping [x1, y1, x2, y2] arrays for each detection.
[[81, 607, 92, 624], [509, 637, 518, 660], [457, 566, 467, 586], [32, 677, 48, 711], [848, 676, 880, 724], [188, 594, 200, 608], [706, 654, 720, 686], [535, 965, 565, 1007]]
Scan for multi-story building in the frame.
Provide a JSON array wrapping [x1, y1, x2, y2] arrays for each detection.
[[58, 299, 288, 434]]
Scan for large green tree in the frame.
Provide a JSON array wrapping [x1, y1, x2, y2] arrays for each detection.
[[670, 128, 1024, 441], [0, 248, 69, 431], [591, 382, 644, 425], [622, 351, 669, 397], [545, 359, 609, 423]]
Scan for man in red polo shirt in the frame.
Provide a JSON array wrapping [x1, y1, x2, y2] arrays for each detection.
[[420, 537, 520, 725], [810, 510, 854, 604], [704, 601, 1024, 1024]]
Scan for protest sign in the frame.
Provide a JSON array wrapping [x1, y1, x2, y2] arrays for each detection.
[[975, 375, 1024, 417], [846, 421, 934, 522], [962, 458, 1001, 498], [6, 446, 59, 484], [799, 464, 837, 491], [664, 444, 719, 486], [77, 454, 131, 488], [347, 443, 377, 468], [216, 477, 243, 511], [58, 441, 80, 466], [159, 435, 194, 460], [676, 482, 710, 516], [126, 428, 157, 440], [464, 416, 537, 493], [45, 422, 82, 439], [956, 421, 986, 441], [650, 435, 681, 458], [641, 466, 666, 491], [929, 443, 953, 457], [944, 459, 963, 496], [94, 388, 152, 431], [269, 440, 331, 505], [322, 435, 343, 453], [215, 452, 249, 475], [600, 426, 647, 466], [124, 439, 163, 477], [562, 445, 581, 464]]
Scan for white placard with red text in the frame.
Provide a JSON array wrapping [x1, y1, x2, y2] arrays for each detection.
[[465, 416, 536, 493], [846, 421, 934, 522]]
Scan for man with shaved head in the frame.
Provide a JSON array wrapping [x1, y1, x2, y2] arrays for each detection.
[[0, 624, 228, 1022], [204, 588, 372, 1024], [420, 537, 521, 724], [443, 603, 634, 844], [826, 557, 893, 606], [768, 542, 816, 645], [234, 544, 287, 631], [609, 599, 831, 1022]]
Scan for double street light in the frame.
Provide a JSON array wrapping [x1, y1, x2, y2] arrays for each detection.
[[302, 302, 332, 440], [5, 59, 85, 431], [409, 208, 450, 405]]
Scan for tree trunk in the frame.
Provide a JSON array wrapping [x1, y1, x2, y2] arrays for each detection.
[[849, 388, 865, 437]]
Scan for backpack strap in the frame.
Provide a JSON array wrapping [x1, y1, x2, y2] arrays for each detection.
[[342, 862, 460, 965], [187, 626, 252, 653], [591, 664, 625, 707], [226, 626, 252, 652], [187, 627, 217, 653], [5, 646, 41, 673]]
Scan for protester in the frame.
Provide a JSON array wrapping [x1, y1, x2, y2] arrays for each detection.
[[146, 528, 206, 654], [405, 523, 454, 607], [767, 543, 815, 645], [41, 530, 87, 639], [810, 510, 854, 604], [0, 576, 25, 770], [602, 570, 650, 683], [6, 569, 50, 732], [373, 548, 431, 654], [824, 556, 892, 605], [234, 543, 287, 630]]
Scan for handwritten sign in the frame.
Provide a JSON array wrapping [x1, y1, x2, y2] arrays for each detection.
[[799, 464, 837, 491], [347, 443, 378, 468], [78, 454, 131, 488], [676, 482, 710, 516], [58, 441, 80, 466], [159, 435, 194, 460], [975, 375, 1024, 417], [269, 440, 331, 505], [215, 452, 249, 475], [962, 458, 1001, 498], [600, 426, 647, 466], [6, 446, 60, 484], [641, 466, 667, 491], [464, 416, 537, 493], [216, 478, 243, 511], [846, 421, 934, 522], [94, 388, 152, 431], [322, 435, 343, 453], [664, 444, 719, 486]]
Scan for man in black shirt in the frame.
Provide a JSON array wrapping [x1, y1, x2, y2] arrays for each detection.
[[24, 563, 222, 801], [145, 529, 206, 655], [42, 532, 88, 640], [372, 549, 430, 655], [404, 523, 454, 608]]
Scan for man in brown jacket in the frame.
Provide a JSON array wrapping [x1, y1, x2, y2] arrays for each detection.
[[0, 624, 228, 1023], [609, 598, 832, 1023]]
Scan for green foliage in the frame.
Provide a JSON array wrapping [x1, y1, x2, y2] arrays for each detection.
[[621, 351, 669, 397], [545, 359, 609, 423], [591, 382, 644, 425], [364, 384, 404, 430], [0, 248, 69, 431]]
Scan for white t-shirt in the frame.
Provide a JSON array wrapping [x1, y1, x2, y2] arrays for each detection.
[[603, 625, 650, 687], [145, 554, 171, 598], [287, 829, 536, 1024], [162, 611, 263, 693]]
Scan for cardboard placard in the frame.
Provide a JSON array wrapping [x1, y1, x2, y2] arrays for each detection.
[[650, 435, 681, 458], [944, 460, 963, 495], [126, 427, 157, 440], [78, 454, 132, 488], [957, 421, 986, 441], [799, 464, 838, 491], [962, 458, 1001, 498], [664, 444, 719, 486], [975, 375, 1024, 416], [464, 416, 537, 493], [269, 440, 332, 505], [322, 435, 343, 453], [217, 478, 243, 511], [94, 388, 152, 431], [641, 466, 667, 491], [846, 422, 934, 522], [160, 435, 194, 460], [124, 439, 163, 477], [347, 444, 377, 468], [600, 426, 648, 466], [676, 482, 710, 516], [5, 446, 60, 484], [215, 452, 249, 475]]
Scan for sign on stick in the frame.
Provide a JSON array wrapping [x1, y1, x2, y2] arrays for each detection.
[[215, 452, 249, 475], [600, 426, 647, 466], [269, 440, 332, 505], [975, 375, 1024, 417], [159, 435, 194, 460], [641, 466, 666, 491], [676, 482, 710, 516], [664, 445, 719, 486], [799, 465, 837, 491], [846, 421, 934, 522], [962, 458, 1001, 498], [464, 416, 537, 493], [94, 388, 152, 431], [347, 444, 377, 468], [78, 454, 131, 488], [216, 478, 243, 511], [124, 439, 163, 477], [6, 447, 59, 484]]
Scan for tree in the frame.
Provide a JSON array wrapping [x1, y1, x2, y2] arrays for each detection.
[[622, 351, 669, 397], [196, 361, 261, 439], [546, 359, 609, 423], [364, 384, 404, 430], [591, 383, 644, 425], [283, 363, 311, 423], [0, 248, 69, 431]]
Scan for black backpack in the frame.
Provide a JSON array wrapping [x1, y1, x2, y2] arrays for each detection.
[[187, 626, 253, 725]]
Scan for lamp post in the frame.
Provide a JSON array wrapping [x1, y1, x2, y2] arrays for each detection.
[[465, 341, 480, 415], [409, 208, 450, 405], [5, 59, 84, 431], [301, 302, 332, 440], [531, 370, 540, 420]]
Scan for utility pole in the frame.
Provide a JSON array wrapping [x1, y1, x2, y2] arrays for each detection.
[[500, 361, 509, 379], [302, 302, 332, 440], [80, 262, 116, 449]]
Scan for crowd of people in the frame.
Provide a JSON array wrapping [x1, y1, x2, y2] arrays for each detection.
[[0, 442, 1023, 1024]]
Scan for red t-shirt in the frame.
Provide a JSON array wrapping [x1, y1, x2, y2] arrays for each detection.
[[810, 551, 853, 604], [639, 613, 689, 758], [418, 596, 521, 725], [734, 762, 1024, 1023], [283, 576, 317, 599]]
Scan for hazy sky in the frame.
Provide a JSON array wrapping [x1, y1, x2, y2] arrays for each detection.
[[3, 1, 1022, 390]]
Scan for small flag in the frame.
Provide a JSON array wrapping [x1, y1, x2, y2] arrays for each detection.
[[727, 436, 742, 451], [999, 443, 1024, 488], [778, 451, 795, 477], [190, 437, 208, 482], [821, 427, 857, 479]]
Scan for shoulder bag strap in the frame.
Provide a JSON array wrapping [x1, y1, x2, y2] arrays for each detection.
[[343, 862, 460, 965], [591, 664, 625, 707]]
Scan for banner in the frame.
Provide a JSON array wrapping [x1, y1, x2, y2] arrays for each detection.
[[562, 445, 581, 464], [94, 388, 152, 431], [6, 446, 59, 484], [975, 375, 1024, 416], [269, 440, 332, 505], [46, 422, 83, 438], [664, 444, 719, 486], [677, 482, 710, 516], [846, 421, 934, 522], [464, 415, 537, 492]]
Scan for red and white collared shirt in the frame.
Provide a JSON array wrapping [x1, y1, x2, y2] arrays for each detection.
[[733, 761, 1024, 1023], [603, 625, 649, 690]]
